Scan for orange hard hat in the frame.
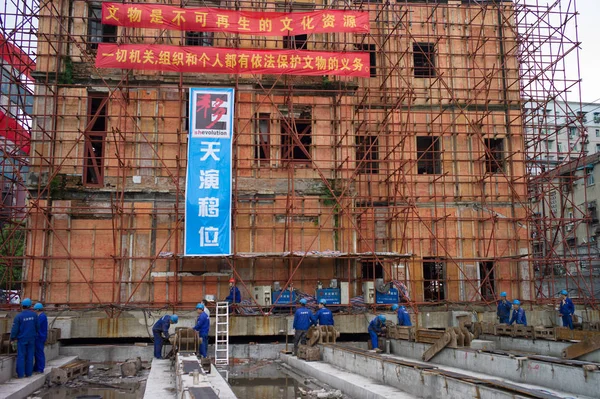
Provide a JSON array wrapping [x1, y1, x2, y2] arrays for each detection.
[[229, 278, 235, 283]]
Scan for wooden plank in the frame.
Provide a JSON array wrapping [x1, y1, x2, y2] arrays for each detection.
[[555, 327, 600, 341], [422, 331, 453, 362], [562, 336, 600, 359]]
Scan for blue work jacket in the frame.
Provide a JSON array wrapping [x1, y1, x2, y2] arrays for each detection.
[[153, 315, 172, 335], [226, 286, 241, 303], [497, 300, 512, 320], [194, 311, 210, 335], [368, 317, 385, 333], [559, 298, 575, 316], [11, 310, 38, 341], [509, 308, 527, 326], [37, 312, 48, 342], [293, 307, 313, 331], [312, 307, 334, 326], [397, 309, 412, 326]]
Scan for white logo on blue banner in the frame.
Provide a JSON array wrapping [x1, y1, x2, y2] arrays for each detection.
[[185, 88, 234, 256]]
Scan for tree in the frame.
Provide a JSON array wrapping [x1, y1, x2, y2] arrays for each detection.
[[0, 224, 25, 290]]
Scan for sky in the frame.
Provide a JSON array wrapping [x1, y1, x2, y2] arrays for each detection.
[[573, 0, 600, 103]]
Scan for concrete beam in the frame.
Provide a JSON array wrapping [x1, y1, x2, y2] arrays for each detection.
[[0, 343, 60, 384], [281, 353, 416, 399], [390, 340, 599, 398], [143, 359, 176, 399], [60, 344, 153, 363]]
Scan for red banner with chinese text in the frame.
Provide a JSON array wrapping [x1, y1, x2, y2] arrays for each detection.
[[102, 3, 369, 36], [95, 44, 370, 77]]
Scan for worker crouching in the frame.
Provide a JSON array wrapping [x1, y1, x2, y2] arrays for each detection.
[[368, 315, 387, 352], [152, 314, 178, 359]]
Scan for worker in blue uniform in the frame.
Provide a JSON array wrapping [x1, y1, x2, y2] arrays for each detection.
[[312, 299, 334, 326], [558, 289, 575, 330], [194, 303, 210, 358], [368, 315, 387, 352], [152, 314, 178, 359], [509, 300, 527, 326], [10, 298, 38, 378], [33, 303, 48, 373], [292, 298, 313, 356], [225, 278, 241, 308], [391, 304, 412, 326], [497, 292, 512, 324]]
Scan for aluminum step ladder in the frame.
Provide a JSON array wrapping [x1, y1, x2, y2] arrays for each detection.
[[214, 301, 230, 366]]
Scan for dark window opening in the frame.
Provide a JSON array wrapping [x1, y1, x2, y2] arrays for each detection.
[[479, 261, 495, 301], [484, 138, 504, 174], [283, 34, 307, 50], [355, 44, 376, 77], [356, 135, 379, 174], [186, 31, 214, 47], [423, 258, 446, 301], [281, 114, 312, 163], [255, 113, 270, 162], [361, 261, 384, 279], [88, 5, 117, 50], [84, 94, 108, 187], [416, 136, 441, 175], [413, 43, 436, 78], [565, 237, 576, 248], [589, 202, 599, 224]]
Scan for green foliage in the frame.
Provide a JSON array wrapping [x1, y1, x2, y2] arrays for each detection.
[[58, 56, 74, 85], [0, 225, 25, 289]]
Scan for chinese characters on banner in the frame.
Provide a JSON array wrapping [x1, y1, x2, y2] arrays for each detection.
[[95, 44, 370, 77], [185, 88, 234, 256], [102, 3, 369, 36]]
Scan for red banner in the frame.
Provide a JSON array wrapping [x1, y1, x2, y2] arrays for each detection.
[[95, 44, 370, 77], [102, 3, 369, 36]]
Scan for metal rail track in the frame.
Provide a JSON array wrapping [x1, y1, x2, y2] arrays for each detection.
[[324, 344, 569, 399]]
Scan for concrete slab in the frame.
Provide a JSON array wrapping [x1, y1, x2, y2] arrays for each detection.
[[0, 355, 78, 399], [281, 353, 416, 399], [207, 365, 237, 399], [0, 343, 60, 384], [175, 354, 236, 399], [60, 344, 153, 362], [469, 339, 496, 351], [143, 359, 176, 399]]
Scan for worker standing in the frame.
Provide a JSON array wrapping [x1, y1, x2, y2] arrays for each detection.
[[33, 303, 47, 373], [558, 290, 575, 330], [509, 300, 527, 326], [152, 314, 178, 359], [202, 298, 211, 318], [10, 298, 38, 378], [368, 315, 387, 352], [497, 292, 511, 324], [391, 304, 412, 326], [312, 299, 334, 326], [194, 303, 210, 358], [225, 278, 241, 309], [292, 298, 313, 356]]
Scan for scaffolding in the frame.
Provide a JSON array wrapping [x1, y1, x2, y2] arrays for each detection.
[[0, 0, 595, 315]]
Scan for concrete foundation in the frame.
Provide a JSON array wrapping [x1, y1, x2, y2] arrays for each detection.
[[60, 344, 154, 363], [0, 342, 60, 384], [0, 355, 78, 399], [389, 339, 599, 398], [174, 353, 236, 399], [480, 334, 600, 363], [143, 359, 176, 399]]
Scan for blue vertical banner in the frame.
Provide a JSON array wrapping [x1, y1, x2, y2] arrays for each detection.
[[185, 88, 234, 256]]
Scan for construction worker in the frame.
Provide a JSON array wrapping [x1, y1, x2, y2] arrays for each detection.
[[202, 299, 211, 318], [312, 299, 334, 326], [225, 278, 241, 306], [33, 303, 47, 373], [10, 298, 38, 378], [292, 298, 313, 356], [497, 292, 511, 324], [509, 300, 527, 326], [194, 303, 210, 358], [391, 304, 412, 326], [368, 315, 387, 352], [152, 314, 178, 359], [558, 289, 575, 330]]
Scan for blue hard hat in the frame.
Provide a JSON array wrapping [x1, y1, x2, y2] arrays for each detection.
[[513, 299, 520, 305], [299, 298, 308, 305], [391, 304, 399, 311], [500, 292, 507, 297], [171, 315, 179, 324], [378, 315, 386, 322], [560, 290, 568, 296], [21, 298, 32, 307], [319, 299, 327, 305], [33, 303, 43, 310], [196, 303, 205, 309]]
